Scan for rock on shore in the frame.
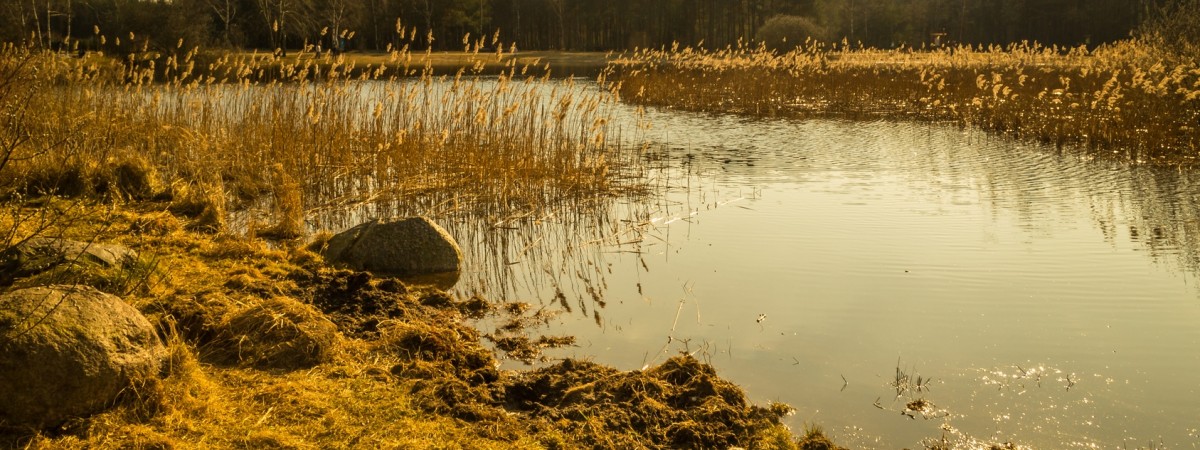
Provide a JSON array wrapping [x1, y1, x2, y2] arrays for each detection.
[[0, 285, 166, 429], [321, 217, 462, 279], [1, 238, 138, 286]]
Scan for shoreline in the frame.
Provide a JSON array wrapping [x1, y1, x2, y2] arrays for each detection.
[[0, 200, 841, 449], [177, 50, 616, 79]]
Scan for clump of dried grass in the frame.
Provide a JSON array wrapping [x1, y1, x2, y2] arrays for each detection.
[[162, 182, 226, 233], [205, 296, 340, 371], [257, 164, 305, 240], [9, 152, 162, 201], [110, 153, 161, 201], [502, 355, 799, 449]]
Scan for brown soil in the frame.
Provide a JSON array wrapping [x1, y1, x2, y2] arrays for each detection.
[[287, 265, 794, 447], [504, 356, 797, 449]]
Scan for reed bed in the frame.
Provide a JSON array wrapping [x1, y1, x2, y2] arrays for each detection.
[[613, 40, 1200, 165], [0, 37, 823, 450], [0, 34, 641, 238]]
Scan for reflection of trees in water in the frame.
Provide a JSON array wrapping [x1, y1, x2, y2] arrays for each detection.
[[900, 128, 1200, 277], [1049, 164, 1200, 275], [1111, 168, 1200, 274], [310, 119, 1200, 322]]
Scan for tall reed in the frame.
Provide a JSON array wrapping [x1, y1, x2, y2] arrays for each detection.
[[1, 32, 641, 236], [614, 39, 1200, 164]]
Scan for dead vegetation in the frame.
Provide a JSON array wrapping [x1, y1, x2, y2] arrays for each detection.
[[504, 357, 799, 449], [0, 34, 844, 448], [0, 39, 642, 244], [0, 204, 822, 449], [614, 38, 1200, 165], [205, 296, 340, 371]]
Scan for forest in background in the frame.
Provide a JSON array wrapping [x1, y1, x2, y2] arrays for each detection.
[[0, 0, 1174, 55]]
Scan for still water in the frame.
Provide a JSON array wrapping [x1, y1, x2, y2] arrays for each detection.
[[321, 80, 1200, 448]]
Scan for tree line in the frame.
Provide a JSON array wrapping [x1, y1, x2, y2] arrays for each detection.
[[0, 0, 1164, 55]]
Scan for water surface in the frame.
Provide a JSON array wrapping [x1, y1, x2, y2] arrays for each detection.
[[322, 80, 1200, 448], [506, 114, 1200, 448]]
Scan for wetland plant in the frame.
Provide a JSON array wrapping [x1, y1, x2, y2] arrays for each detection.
[[0, 33, 644, 240], [613, 38, 1200, 165]]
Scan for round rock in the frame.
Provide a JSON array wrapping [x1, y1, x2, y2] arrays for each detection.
[[322, 217, 463, 278], [0, 285, 166, 429]]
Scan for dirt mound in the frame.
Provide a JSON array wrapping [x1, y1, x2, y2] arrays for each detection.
[[205, 297, 340, 371], [290, 268, 794, 447], [293, 267, 488, 338], [504, 356, 793, 449], [287, 267, 507, 421], [376, 320, 498, 385], [301, 269, 405, 337]]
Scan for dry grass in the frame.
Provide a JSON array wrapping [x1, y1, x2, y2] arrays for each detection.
[[13, 340, 546, 449], [0, 36, 639, 237], [230, 50, 611, 78], [0, 207, 472, 448], [0, 205, 809, 449], [613, 39, 1200, 165], [0, 206, 543, 449]]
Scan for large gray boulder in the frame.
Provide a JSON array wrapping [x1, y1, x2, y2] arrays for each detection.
[[0, 285, 166, 429], [322, 217, 463, 279], [1, 237, 138, 285]]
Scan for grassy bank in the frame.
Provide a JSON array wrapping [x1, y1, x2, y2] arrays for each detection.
[[613, 40, 1200, 165], [0, 43, 841, 449], [2, 201, 823, 449]]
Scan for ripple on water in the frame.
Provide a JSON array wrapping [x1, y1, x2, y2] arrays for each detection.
[[312, 81, 1200, 449]]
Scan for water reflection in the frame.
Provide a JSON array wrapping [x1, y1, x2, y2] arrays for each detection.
[[631, 112, 1200, 278], [311, 80, 1200, 449], [618, 116, 1200, 448]]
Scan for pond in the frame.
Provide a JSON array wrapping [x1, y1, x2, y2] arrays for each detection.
[[319, 79, 1200, 448]]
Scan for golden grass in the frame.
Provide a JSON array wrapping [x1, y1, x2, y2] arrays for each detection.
[[613, 39, 1200, 165], [0, 204, 807, 449], [18, 340, 546, 449], [0, 37, 638, 237], [0, 206, 533, 449], [229, 50, 611, 78]]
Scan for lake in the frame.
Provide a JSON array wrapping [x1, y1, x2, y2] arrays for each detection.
[[318, 79, 1200, 448]]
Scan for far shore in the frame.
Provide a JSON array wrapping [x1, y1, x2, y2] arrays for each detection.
[[218, 49, 616, 77]]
